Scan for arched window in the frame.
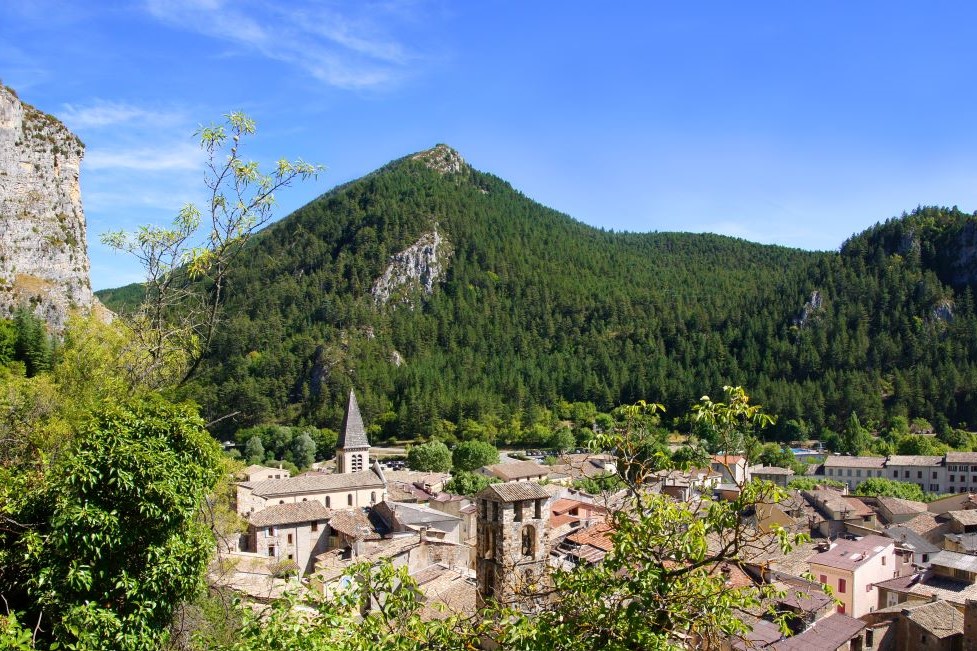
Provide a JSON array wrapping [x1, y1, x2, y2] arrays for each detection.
[[521, 525, 536, 557], [279, 500, 285, 504], [302, 498, 308, 502]]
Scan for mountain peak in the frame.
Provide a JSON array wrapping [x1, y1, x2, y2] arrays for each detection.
[[411, 144, 466, 175]]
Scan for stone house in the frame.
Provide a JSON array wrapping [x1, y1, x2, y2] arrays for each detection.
[[236, 464, 387, 516], [711, 454, 750, 485], [751, 465, 795, 487], [241, 463, 291, 483], [246, 501, 330, 575]]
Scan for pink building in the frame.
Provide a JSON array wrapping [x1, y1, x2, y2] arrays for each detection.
[[807, 535, 897, 618]]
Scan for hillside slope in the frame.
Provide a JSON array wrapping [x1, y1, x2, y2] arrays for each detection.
[[99, 148, 977, 441]]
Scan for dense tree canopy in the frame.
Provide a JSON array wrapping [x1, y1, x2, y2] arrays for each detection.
[[99, 150, 977, 451]]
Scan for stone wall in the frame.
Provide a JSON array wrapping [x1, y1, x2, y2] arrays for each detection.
[[0, 84, 103, 330]]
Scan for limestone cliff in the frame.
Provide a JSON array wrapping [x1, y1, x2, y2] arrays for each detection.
[[370, 229, 451, 307], [0, 84, 103, 329]]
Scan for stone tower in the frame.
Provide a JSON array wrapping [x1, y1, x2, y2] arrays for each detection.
[[335, 390, 370, 474], [475, 481, 550, 611]]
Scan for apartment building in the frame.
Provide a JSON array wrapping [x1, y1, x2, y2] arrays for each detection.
[[821, 452, 977, 494], [807, 535, 897, 618]]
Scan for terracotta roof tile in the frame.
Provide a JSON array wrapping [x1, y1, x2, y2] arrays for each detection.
[[566, 522, 614, 552]]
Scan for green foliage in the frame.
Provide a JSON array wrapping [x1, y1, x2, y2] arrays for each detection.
[[787, 477, 846, 490], [549, 427, 576, 452], [12, 309, 52, 377], [121, 147, 977, 442], [450, 439, 499, 471], [406, 441, 452, 472], [442, 470, 498, 496], [895, 434, 948, 456], [853, 477, 926, 501], [0, 318, 16, 366], [234, 424, 336, 464], [572, 471, 626, 494], [292, 432, 317, 470], [836, 412, 872, 456], [1, 396, 223, 650], [244, 434, 264, 464]]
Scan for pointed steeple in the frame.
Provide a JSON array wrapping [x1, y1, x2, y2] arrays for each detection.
[[338, 390, 370, 450], [336, 390, 371, 474]]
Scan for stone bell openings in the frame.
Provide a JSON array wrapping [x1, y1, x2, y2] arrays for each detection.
[[475, 482, 551, 611]]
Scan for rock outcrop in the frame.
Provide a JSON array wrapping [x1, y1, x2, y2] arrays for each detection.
[[370, 229, 450, 307], [0, 84, 102, 329], [411, 144, 466, 175]]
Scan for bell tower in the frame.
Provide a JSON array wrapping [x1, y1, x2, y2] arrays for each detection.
[[335, 390, 370, 474], [475, 482, 550, 611]]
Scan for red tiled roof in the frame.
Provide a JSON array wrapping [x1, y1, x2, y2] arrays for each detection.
[[566, 522, 614, 552]]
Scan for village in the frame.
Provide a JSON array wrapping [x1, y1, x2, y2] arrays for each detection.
[[219, 391, 977, 651]]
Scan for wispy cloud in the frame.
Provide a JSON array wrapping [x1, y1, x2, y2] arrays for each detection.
[[85, 141, 203, 171], [61, 100, 186, 129], [143, 0, 420, 89]]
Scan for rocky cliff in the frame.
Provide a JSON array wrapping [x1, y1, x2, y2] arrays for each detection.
[[0, 84, 102, 329], [370, 229, 451, 307]]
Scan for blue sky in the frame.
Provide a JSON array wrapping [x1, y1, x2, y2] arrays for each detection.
[[4, 2, 977, 290]]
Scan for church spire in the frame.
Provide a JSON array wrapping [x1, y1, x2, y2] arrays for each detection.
[[336, 390, 370, 473]]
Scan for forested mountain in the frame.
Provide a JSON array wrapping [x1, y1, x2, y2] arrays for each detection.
[[98, 147, 977, 443]]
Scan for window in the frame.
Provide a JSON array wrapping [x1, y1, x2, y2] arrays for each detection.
[[302, 498, 308, 502], [279, 500, 285, 504], [514, 501, 524, 522], [326, 496, 331, 508], [311, 521, 318, 532], [287, 553, 293, 560], [904, 471, 910, 478], [268, 545, 276, 557], [521, 525, 536, 557], [917, 471, 923, 479], [856, 470, 861, 477], [347, 494, 353, 506], [535, 499, 542, 519], [932, 471, 938, 479], [866, 629, 874, 647], [892, 470, 898, 478], [287, 533, 293, 544], [951, 475, 956, 482], [838, 603, 845, 614], [266, 526, 275, 537], [827, 469, 833, 476], [930, 484, 939, 492], [847, 469, 852, 477], [838, 578, 846, 593], [882, 555, 886, 566], [973, 476, 977, 483], [819, 574, 827, 585], [371, 491, 377, 503], [922, 554, 929, 563]]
